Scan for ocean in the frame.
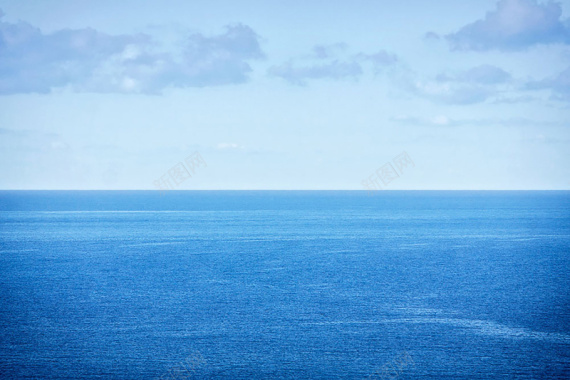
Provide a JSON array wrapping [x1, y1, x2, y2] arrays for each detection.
[[0, 191, 569, 379]]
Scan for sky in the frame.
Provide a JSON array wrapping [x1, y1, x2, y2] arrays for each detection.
[[0, 0, 569, 190]]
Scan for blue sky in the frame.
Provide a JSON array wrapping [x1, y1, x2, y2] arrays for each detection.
[[0, 0, 569, 190]]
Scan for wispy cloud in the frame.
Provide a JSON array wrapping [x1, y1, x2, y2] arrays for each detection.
[[436, 65, 512, 85], [391, 115, 568, 128], [311, 43, 348, 59], [0, 10, 264, 94], [400, 64, 514, 105], [423, 84, 494, 104], [390, 115, 456, 127], [0, 128, 69, 152], [405, 78, 495, 105], [424, 31, 441, 40], [216, 142, 245, 150], [446, 0, 570, 51], [268, 43, 397, 85], [356, 50, 398, 74], [268, 60, 362, 86], [526, 65, 570, 100]]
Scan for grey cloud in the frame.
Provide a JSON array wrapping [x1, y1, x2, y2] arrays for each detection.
[[446, 0, 570, 51], [0, 15, 147, 94], [186, 24, 263, 61], [169, 24, 264, 88], [0, 10, 264, 94]]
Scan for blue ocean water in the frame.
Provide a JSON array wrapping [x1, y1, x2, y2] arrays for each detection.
[[0, 191, 569, 379]]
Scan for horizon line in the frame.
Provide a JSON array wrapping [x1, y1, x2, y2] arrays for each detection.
[[1, 189, 569, 192]]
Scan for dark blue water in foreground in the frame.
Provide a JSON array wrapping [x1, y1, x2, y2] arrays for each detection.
[[0, 191, 569, 379]]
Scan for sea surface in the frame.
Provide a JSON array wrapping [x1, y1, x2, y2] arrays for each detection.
[[0, 191, 569, 379]]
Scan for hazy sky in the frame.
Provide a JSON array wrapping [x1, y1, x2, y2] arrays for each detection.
[[0, 0, 569, 190]]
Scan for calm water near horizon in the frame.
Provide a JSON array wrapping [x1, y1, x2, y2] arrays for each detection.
[[0, 191, 569, 379]]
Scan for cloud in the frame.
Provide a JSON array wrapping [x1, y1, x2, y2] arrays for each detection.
[[356, 50, 398, 73], [446, 0, 570, 51], [526, 65, 570, 99], [424, 31, 441, 40], [399, 64, 513, 104], [0, 127, 69, 153], [391, 115, 567, 128], [521, 133, 570, 144], [436, 65, 512, 84], [179, 24, 264, 87], [0, 14, 147, 94], [412, 80, 494, 104], [312, 43, 348, 59], [391, 115, 453, 126], [491, 94, 537, 103], [268, 44, 396, 85], [268, 60, 362, 85], [0, 10, 264, 94]]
